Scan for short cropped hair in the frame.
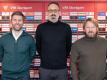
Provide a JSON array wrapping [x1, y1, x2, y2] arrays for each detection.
[[48, 2, 60, 9], [83, 18, 98, 29], [11, 11, 25, 20]]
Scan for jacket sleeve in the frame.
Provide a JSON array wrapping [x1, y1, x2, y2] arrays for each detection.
[[35, 25, 41, 56], [66, 24, 72, 57], [0, 37, 4, 62], [29, 37, 36, 61], [70, 44, 79, 80]]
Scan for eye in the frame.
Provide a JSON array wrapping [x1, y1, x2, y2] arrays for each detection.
[[18, 19, 23, 22], [85, 26, 90, 28], [48, 9, 59, 13], [12, 19, 16, 21]]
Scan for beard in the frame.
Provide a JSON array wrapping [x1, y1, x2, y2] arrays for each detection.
[[84, 31, 98, 39], [49, 14, 59, 23], [12, 24, 23, 31]]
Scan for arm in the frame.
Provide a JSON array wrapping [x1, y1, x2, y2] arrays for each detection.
[[0, 37, 4, 62], [66, 24, 72, 57], [29, 37, 36, 61], [35, 25, 41, 56], [70, 44, 79, 80]]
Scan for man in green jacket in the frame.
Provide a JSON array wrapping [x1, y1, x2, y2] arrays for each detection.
[[0, 11, 36, 80]]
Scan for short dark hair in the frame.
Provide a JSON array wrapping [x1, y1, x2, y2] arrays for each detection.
[[11, 11, 25, 20], [48, 2, 60, 9], [83, 18, 98, 29]]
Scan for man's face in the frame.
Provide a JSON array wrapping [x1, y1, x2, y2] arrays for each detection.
[[11, 15, 24, 31], [48, 4, 60, 23], [84, 21, 98, 38]]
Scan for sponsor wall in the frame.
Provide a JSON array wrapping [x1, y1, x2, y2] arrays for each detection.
[[0, 1, 107, 79]]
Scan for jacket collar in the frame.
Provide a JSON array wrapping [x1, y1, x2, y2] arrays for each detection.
[[9, 30, 28, 36]]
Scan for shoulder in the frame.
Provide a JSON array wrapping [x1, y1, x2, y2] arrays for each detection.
[[0, 32, 10, 39], [60, 21, 70, 27], [23, 32, 34, 40], [24, 32, 36, 45], [0, 33, 11, 44], [96, 37, 107, 47], [59, 21, 71, 32], [72, 37, 89, 49], [97, 37, 107, 46], [74, 37, 84, 44], [37, 22, 48, 28], [36, 22, 48, 32], [72, 37, 84, 48], [97, 36, 107, 41]]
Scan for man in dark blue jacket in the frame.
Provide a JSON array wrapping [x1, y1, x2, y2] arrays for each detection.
[[0, 11, 36, 80]]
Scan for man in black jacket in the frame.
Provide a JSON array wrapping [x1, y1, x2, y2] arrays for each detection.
[[35, 2, 72, 80]]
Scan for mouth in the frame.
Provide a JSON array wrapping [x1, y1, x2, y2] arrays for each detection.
[[88, 32, 93, 34], [51, 17, 56, 19], [51, 15, 56, 18], [15, 24, 22, 27], [15, 25, 20, 28], [51, 14, 56, 17]]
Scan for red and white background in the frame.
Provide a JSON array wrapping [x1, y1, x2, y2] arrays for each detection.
[[0, 0, 107, 79]]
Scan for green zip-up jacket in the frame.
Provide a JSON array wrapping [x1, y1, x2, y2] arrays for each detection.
[[0, 31, 36, 78]]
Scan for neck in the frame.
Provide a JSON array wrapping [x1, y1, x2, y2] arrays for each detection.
[[12, 29, 23, 36], [12, 29, 23, 41], [48, 20, 59, 24], [84, 36, 98, 41]]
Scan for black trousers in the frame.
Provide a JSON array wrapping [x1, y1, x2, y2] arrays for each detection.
[[39, 68, 68, 80]]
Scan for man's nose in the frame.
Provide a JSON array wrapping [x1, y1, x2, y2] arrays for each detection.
[[51, 11, 56, 14], [16, 20, 19, 24], [89, 27, 92, 30]]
